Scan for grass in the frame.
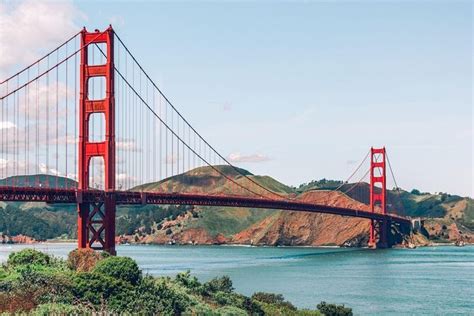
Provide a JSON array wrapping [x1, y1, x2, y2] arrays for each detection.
[[188, 207, 277, 237]]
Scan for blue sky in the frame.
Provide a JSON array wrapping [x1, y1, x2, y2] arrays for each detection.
[[2, 1, 472, 196]]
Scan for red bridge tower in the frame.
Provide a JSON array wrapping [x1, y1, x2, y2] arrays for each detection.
[[77, 26, 116, 254], [368, 147, 390, 248]]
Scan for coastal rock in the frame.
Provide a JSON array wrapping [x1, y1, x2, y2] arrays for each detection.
[[1, 234, 37, 244]]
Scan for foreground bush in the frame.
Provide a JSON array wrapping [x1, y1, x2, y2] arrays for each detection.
[[0, 249, 350, 315], [67, 248, 107, 272], [317, 301, 353, 316], [7, 249, 50, 267], [93, 256, 141, 285]]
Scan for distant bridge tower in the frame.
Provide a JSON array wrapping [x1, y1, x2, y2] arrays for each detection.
[[369, 147, 390, 248], [77, 26, 116, 255]]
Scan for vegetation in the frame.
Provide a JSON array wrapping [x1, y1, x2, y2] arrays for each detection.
[[0, 203, 189, 241], [0, 249, 352, 315], [294, 179, 344, 193]]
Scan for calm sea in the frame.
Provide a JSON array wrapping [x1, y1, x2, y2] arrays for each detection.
[[1, 243, 473, 315]]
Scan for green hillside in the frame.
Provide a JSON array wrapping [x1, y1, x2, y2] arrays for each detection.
[[0, 174, 77, 189]]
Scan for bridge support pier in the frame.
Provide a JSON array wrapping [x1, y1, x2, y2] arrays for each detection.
[[369, 218, 391, 249], [77, 197, 116, 255]]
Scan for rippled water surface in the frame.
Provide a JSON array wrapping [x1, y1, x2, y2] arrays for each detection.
[[1, 243, 473, 315]]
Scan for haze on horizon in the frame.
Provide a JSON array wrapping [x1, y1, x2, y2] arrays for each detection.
[[0, 0, 472, 197]]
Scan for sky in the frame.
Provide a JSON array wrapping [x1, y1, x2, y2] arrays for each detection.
[[0, 0, 472, 196]]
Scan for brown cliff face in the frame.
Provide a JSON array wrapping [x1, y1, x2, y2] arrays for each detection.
[[143, 190, 373, 247], [231, 191, 370, 246]]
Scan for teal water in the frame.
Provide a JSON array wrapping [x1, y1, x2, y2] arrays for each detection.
[[1, 243, 473, 315]]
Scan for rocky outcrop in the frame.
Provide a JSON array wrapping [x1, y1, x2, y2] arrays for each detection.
[[230, 191, 370, 246], [423, 220, 474, 244], [1, 234, 37, 244]]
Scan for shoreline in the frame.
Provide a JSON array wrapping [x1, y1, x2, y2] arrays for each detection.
[[2, 239, 472, 249]]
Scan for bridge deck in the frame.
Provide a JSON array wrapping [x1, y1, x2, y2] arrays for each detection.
[[0, 187, 410, 225]]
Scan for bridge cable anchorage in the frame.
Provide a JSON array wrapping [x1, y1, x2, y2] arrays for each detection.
[[93, 40, 287, 201], [110, 34, 289, 201]]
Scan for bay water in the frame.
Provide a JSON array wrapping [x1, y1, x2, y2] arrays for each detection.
[[1, 243, 472, 315]]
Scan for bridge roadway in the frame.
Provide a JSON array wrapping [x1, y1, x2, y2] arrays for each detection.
[[0, 186, 410, 225]]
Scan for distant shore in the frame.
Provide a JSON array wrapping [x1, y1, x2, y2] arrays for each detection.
[[2, 237, 472, 248]]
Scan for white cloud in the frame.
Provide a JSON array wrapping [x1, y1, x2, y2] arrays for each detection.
[[0, 121, 16, 130], [0, 0, 82, 77], [228, 152, 271, 163]]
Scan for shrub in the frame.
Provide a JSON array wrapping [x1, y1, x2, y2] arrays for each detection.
[[215, 305, 248, 316], [93, 256, 141, 285], [7, 249, 50, 267], [317, 301, 353, 316], [67, 248, 107, 272], [72, 272, 132, 306], [31, 303, 88, 315], [0, 265, 74, 313], [175, 270, 200, 290], [243, 297, 265, 316], [252, 292, 296, 310], [201, 275, 234, 295]]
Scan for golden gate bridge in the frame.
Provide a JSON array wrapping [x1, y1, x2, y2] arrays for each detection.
[[0, 26, 411, 254]]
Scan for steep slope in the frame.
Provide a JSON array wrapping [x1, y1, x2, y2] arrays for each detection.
[[231, 191, 370, 246]]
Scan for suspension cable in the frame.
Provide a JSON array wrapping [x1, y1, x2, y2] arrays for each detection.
[[386, 151, 406, 215], [112, 64, 269, 199], [0, 31, 81, 85], [111, 33, 288, 200]]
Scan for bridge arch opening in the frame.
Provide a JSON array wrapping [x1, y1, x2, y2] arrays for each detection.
[[89, 156, 105, 190], [88, 112, 106, 142], [87, 76, 106, 101]]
